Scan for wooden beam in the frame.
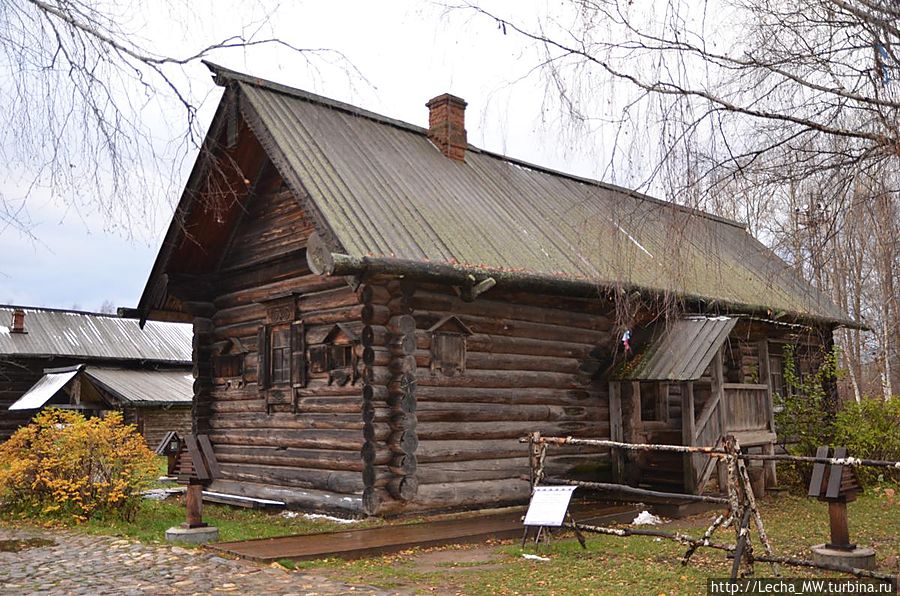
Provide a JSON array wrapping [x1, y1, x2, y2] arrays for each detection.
[[657, 383, 669, 423], [608, 382, 624, 484], [681, 381, 696, 494], [757, 339, 777, 487], [713, 348, 728, 491]]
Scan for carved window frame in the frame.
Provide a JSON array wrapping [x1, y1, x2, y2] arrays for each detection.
[[257, 295, 306, 413]]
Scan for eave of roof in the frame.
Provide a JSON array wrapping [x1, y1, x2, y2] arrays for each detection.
[[0, 305, 193, 361]]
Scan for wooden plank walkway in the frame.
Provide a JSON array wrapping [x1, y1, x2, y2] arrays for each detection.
[[210, 504, 637, 562]]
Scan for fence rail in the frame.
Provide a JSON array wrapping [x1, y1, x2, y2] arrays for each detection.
[[522, 432, 898, 585]]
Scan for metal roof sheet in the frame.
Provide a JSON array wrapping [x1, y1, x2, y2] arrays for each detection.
[[618, 316, 738, 381], [227, 74, 849, 325], [83, 367, 193, 406], [9, 367, 81, 410], [0, 306, 192, 362]]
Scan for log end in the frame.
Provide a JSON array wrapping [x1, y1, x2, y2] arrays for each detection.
[[307, 232, 336, 276]]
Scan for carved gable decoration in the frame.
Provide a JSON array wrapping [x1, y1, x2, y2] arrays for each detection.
[[307, 323, 359, 346], [260, 293, 298, 324], [428, 316, 471, 376], [427, 316, 473, 336]]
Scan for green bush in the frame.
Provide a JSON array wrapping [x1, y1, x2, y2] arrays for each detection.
[[0, 408, 157, 522], [834, 396, 900, 483], [774, 344, 841, 457]]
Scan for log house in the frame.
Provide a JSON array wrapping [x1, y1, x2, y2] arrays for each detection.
[[0, 305, 193, 446], [135, 63, 857, 515]]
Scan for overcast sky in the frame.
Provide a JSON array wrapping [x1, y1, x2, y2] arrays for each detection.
[[0, 1, 632, 312]]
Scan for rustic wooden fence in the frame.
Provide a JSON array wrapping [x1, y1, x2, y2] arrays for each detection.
[[523, 432, 899, 586]]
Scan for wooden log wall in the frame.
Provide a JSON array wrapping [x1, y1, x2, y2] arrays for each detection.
[[372, 281, 617, 513], [0, 357, 59, 441], [201, 186, 368, 513], [134, 406, 192, 449], [357, 282, 420, 514]]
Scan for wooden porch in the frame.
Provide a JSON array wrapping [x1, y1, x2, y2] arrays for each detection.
[[610, 334, 778, 496]]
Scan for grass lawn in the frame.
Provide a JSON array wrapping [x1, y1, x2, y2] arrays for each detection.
[[2, 483, 898, 594], [285, 490, 900, 595], [0, 495, 384, 544]]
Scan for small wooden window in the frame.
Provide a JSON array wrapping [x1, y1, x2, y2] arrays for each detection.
[[309, 344, 330, 373], [769, 355, 785, 398], [214, 353, 243, 379], [307, 343, 354, 374], [432, 333, 466, 376], [428, 316, 472, 377], [258, 320, 306, 406], [330, 344, 353, 369], [305, 324, 359, 386], [271, 325, 291, 385]]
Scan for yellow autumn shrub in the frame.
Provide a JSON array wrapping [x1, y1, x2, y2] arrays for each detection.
[[0, 408, 157, 522]]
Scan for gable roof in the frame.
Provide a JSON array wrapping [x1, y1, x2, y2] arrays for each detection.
[[83, 367, 193, 407], [138, 63, 853, 328], [0, 305, 192, 362]]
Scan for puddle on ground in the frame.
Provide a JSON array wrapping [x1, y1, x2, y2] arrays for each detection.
[[0, 538, 56, 552]]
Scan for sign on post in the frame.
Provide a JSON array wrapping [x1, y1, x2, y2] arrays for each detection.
[[523, 485, 578, 527]]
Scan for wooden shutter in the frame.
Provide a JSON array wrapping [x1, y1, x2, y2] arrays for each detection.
[[257, 325, 270, 391], [433, 333, 465, 376], [291, 321, 306, 388]]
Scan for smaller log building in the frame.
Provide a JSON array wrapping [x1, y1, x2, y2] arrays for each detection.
[[135, 63, 858, 516], [0, 305, 193, 446]]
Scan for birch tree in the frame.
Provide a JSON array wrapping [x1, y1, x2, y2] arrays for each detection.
[[0, 0, 353, 235], [456, 0, 900, 398]]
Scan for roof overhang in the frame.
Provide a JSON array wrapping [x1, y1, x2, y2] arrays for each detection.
[[308, 248, 864, 330], [8, 365, 83, 410], [616, 317, 737, 381]]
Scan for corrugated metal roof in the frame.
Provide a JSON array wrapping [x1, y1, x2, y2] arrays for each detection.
[[83, 368, 193, 406], [0, 306, 191, 362], [224, 71, 849, 325], [8, 367, 81, 410], [618, 316, 737, 381]]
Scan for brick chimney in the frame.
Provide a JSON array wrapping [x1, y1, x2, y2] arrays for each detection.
[[10, 308, 26, 334], [426, 93, 467, 161]]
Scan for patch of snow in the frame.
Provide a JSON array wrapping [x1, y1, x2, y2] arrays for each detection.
[[202, 490, 284, 505], [302, 513, 360, 524], [281, 511, 299, 519], [522, 554, 551, 561], [0, 325, 8, 334], [142, 487, 184, 501], [632, 510, 665, 525]]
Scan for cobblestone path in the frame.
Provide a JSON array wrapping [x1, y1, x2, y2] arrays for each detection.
[[0, 527, 402, 595]]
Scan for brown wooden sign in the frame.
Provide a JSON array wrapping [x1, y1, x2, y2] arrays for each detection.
[[172, 433, 220, 487]]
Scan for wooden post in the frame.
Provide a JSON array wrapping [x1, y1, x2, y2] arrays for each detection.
[[757, 340, 777, 488], [657, 383, 669, 423], [712, 348, 728, 492], [609, 382, 625, 484], [827, 501, 851, 549], [185, 482, 206, 528], [681, 381, 696, 493]]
